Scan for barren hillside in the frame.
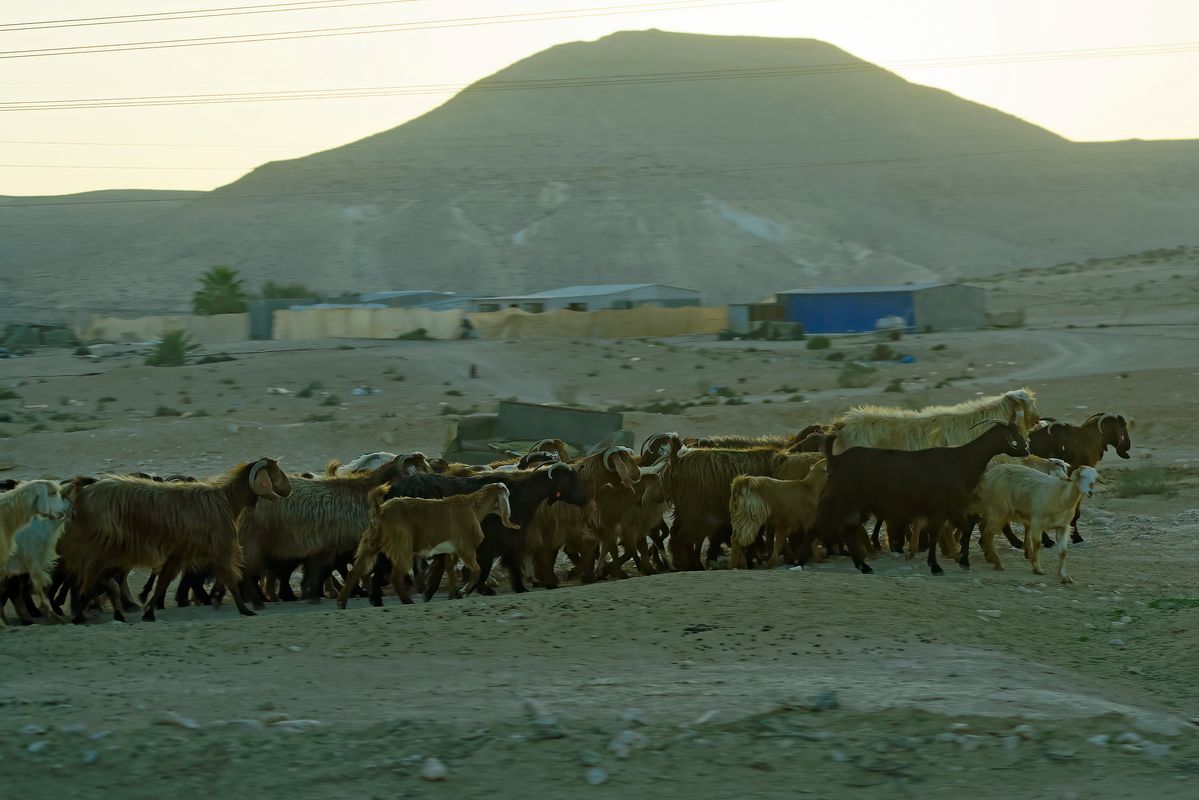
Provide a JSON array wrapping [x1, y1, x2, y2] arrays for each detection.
[[4, 30, 1199, 317]]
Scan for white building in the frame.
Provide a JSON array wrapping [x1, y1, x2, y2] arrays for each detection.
[[472, 283, 701, 313]]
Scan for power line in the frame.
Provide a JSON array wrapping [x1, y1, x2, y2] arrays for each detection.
[[0, 1, 423, 32], [5, 40, 1199, 110], [0, 144, 1078, 207], [0, 0, 780, 60]]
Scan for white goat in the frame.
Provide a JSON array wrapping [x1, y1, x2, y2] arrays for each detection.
[[0, 480, 69, 627], [1, 481, 73, 624], [976, 465, 1101, 584]]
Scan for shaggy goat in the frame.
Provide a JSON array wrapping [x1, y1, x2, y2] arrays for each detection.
[[973, 464, 1101, 583], [524, 446, 640, 588], [664, 444, 795, 571], [833, 389, 1039, 553], [371, 461, 588, 602], [239, 456, 412, 605], [58, 459, 290, 622], [728, 459, 829, 569], [1, 479, 82, 625], [338, 482, 518, 607], [807, 421, 1030, 575], [1, 480, 72, 626]]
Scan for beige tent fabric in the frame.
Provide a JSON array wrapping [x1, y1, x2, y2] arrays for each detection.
[[272, 307, 463, 340], [76, 313, 248, 344], [466, 306, 728, 339]]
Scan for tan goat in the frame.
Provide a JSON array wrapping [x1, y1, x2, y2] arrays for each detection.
[[728, 460, 829, 569], [337, 482, 518, 608]]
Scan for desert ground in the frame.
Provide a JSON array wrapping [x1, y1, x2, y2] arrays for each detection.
[[1, 260, 1197, 798]]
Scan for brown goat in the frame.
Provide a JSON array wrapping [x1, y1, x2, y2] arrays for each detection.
[[58, 458, 290, 622], [728, 460, 829, 569], [239, 456, 413, 605], [524, 446, 640, 588], [337, 482, 518, 607]]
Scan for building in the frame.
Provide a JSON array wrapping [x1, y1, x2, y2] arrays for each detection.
[[472, 283, 701, 314], [358, 290, 461, 309], [773, 283, 985, 334]]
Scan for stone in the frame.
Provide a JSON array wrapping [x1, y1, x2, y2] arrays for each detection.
[[20, 724, 46, 736], [154, 711, 200, 730], [420, 757, 448, 781], [27, 741, 50, 754], [584, 767, 608, 786], [1012, 724, 1037, 740], [1087, 735, 1110, 746], [82, 750, 99, 764]]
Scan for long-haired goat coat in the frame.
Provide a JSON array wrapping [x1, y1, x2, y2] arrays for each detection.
[[0, 480, 70, 627], [338, 482, 519, 608], [728, 459, 829, 570], [975, 464, 1101, 584], [58, 458, 291, 622]]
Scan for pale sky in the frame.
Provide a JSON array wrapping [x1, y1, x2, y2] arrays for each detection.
[[3, 0, 1198, 196]]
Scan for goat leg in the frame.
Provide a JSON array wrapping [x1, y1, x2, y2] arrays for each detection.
[[138, 572, 157, 604], [1070, 501, 1084, 544], [422, 554, 447, 603]]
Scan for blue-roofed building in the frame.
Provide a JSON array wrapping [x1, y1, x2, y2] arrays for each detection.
[[471, 284, 702, 313], [773, 283, 985, 334]]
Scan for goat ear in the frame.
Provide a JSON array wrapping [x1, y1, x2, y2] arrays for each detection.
[[34, 484, 51, 516], [249, 459, 278, 498]]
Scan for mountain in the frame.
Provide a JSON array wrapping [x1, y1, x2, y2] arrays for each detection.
[[4, 30, 1199, 318]]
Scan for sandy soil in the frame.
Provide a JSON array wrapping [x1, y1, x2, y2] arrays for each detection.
[[1, 268, 1197, 797]]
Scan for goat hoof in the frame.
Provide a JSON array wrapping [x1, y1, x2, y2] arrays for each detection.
[[958, 559, 970, 570], [476, 585, 496, 596], [1070, 533, 1084, 545], [141, 610, 155, 622], [306, 597, 322, 605], [930, 565, 944, 575], [858, 564, 874, 574], [238, 607, 257, 617]]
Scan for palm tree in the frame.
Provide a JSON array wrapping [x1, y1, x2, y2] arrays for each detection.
[[192, 266, 248, 315]]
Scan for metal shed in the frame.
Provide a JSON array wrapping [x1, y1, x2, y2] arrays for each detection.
[[774, 283, 985, 334], [472, 283, 701, 313]]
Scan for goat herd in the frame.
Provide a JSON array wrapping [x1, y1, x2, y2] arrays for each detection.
[[0, 388, 1133, 628]]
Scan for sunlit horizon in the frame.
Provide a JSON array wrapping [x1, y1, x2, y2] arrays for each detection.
[[3, 0, 1198, 196]]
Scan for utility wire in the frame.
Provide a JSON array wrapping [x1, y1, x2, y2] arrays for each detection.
[[5, 41, 1198, 110], [0, 0, 781, 60], [0, 1, 424, 32]]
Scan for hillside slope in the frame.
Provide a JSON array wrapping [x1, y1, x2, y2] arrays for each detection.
[[4, 30, 1199, 316]]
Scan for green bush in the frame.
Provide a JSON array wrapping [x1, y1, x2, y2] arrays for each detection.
[[196, 353, 236, 364], [837, 362, 877, 389], [806, 336, 831, 350], [145, 330, 198, 367], [1110, 467, 1179, 498], [320, 395, 341, 407], [154, 405, 182, 417], [825, 351, 845, 362], [297, 380, 323, 398], [0, 388, 19, 400], [304, 412, 335, 423], [883, 378, 904, 393], [397, 328, 433, 341], [870, 343, 896, 361], [192, 266, 248, 315]]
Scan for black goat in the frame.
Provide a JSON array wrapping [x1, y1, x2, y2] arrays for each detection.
[[1029, 412, 1131, 544], [806, 420, 1030, 575], [366, 464, 588, 604]]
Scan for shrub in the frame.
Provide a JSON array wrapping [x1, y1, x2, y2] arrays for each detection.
[[713, 386, 737, 398], [297, 380, 323, 398], [74, 346, 91, 356], [825, 351, 845, 362], [397, 327, 433, 341], [192, 266, 248, 315], [440, 404, 478, 416], [97, 396, 116, 404], [806, 336, 831, 350], [0, 388, 19, 400], [391, 375, 406, 382], [1110, 467, 1179, 498], [335, 344, 355, 351], [445, 389, 463, 396], [930, 343, 947, 351], [320, 395, 341, 407], [154, 405, 182, 417], [837, 362, 877, 389], [304, 412, 335, 423], [883, 378, 904, 393], [887, 329, 902, 341], [145, 330, 198, 367], [870, 343, 896, 361]]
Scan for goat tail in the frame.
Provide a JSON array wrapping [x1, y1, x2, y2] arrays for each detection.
[[324, 459, 341, 478], [729, 478, 767, 548]]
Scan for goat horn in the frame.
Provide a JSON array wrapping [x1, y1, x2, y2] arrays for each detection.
[[546, 462, 570, 478], [967, 417, 1007, 430], [601, 446, 633, 470]]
